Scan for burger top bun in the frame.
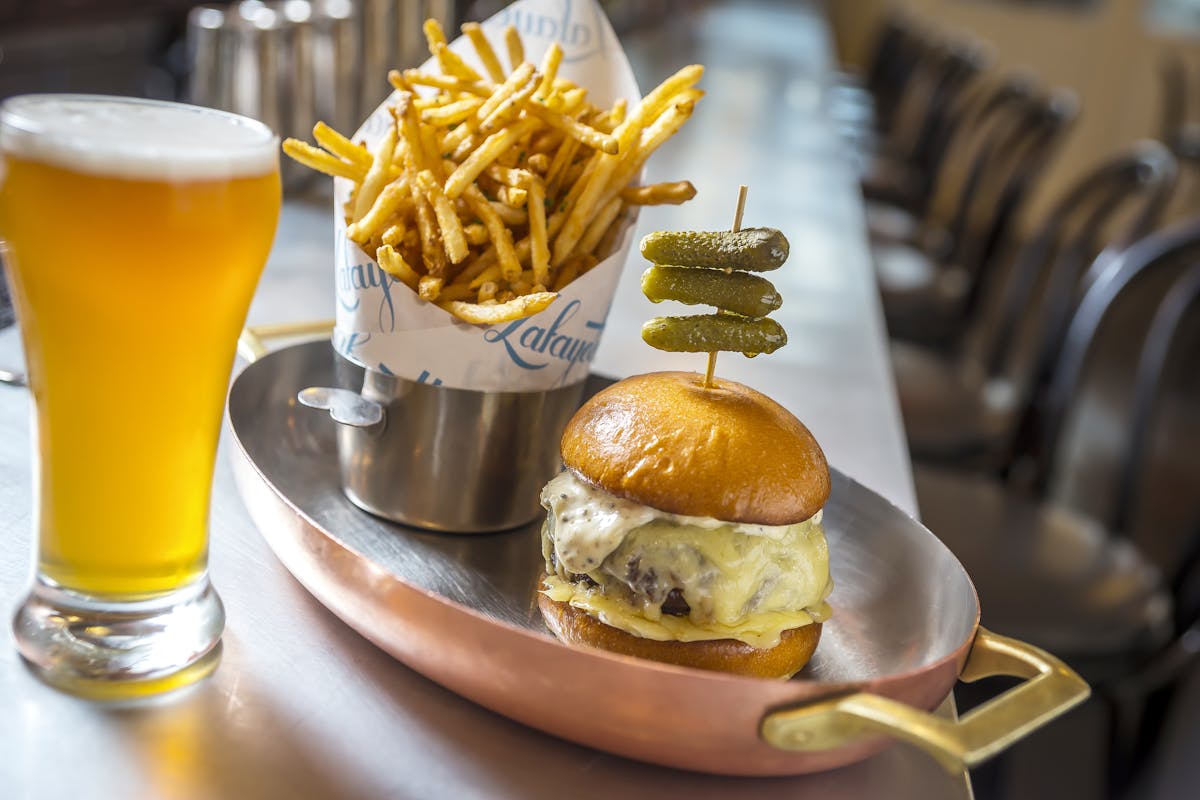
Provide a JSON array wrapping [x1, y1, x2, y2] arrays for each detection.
[[560, 371, 830, 526]]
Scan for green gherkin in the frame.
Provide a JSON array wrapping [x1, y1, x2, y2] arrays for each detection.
[[641, 266, 782, 318], [641, 315, 787, 355], [639, 227, 789, 271]]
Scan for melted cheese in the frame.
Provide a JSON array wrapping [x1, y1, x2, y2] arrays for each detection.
[[539, 471, 832, 649], [540, 470, 806, 573], [543, 574, 831, 650]]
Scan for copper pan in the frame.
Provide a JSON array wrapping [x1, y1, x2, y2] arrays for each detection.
[[227, 339, 1089, 776]]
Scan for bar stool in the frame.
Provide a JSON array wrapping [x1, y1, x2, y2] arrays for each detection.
[[862, 38, 988, 214], [875, 87, 1078, 347], [916, 221, 1200, 798], [892, 142, 1178, 468]]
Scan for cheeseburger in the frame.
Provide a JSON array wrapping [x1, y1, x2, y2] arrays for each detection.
[[538, 370, 832, 678]]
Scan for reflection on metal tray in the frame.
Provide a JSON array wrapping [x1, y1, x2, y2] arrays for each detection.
[[228, 340, 1088, 776]]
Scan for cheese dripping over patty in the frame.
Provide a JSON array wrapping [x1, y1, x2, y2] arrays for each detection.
[[539, 470, 832, 649]]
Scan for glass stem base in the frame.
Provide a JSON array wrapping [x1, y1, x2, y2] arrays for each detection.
[[12, 574, 224, 699]]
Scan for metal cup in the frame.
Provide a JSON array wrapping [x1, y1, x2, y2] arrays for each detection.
[[300, 355, 587, 532], [186, 5, 236, 110]]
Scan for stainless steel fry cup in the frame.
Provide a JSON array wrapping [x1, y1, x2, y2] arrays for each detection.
[[299, 354, 587, 533]]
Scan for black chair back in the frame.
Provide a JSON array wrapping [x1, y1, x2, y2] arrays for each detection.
[[974, 142, 1178, 392], [864, 15, 923, 131], [1159, 53, 1200, 162], [948, 89, 1079, 290], [1034, 219, 1200, 500], [1115, 261, 1200, 540], [907, 72, 1036, 221], [886, 41, 985, 183]]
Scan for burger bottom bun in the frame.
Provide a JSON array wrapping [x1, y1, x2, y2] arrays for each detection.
[[538, 592, 822, 679]]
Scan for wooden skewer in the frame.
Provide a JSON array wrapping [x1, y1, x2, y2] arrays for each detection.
[[703, 184, 748, 389]]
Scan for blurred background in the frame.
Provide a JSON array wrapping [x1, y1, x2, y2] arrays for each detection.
[[1, 1, 1198, 799], [829, 2, 1200, 800]]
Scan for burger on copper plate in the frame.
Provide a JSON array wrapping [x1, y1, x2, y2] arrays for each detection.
[[537, 370, 832, 678]]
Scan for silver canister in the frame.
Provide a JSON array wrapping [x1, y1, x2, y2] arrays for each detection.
[[186, 5, 235, 110], [300, 355, 588, 533]]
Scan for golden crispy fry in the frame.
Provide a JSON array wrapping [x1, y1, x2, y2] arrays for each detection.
[[462, 22, 506, 84], [381, 222, 407, 247], [480, 80, 538, 136], [535, 43, 563, 100], [504, 25, 524, 73], [555, 87, 588, 114], [312, 122, 371, 169], [418, 274, 444, 301], [376, 245, 421, 289], [477, 279, 499, 302], [476, 63, 534, 123], [413, 94, 451, 111], [443, 116, 537, 199], [463, 184, 521, 282], [543, 135, 581, 198], [529, 128, 564, 154], [397, 69, 490, 97], [347, 179, 410, 246], [463, 222, 489, 246], [421, 96, 484, 126], [485, 165, 532, 188], [599, 99, 697, 212], [527, 177, 551, 289], [417, 169, 469, 264], [578, 196, 623, 256], [423, 19, 448, 50], [283, 20, 701, 324], [594, 212, 625, 260], [489, 200, 527, 225], [353, 122, 399, 221], [611, 98, 628, 124], [440, 292, 557, 324], [449, 132, 478, 161], [522, 100, 618, 154], [434, 43, 483, 83], [591, 98, 627, 133], [437, 281, 476, 302], [407, 163, 448, 278], [499, 185, 528, 208], [614, 64, 704, 151], [620, 180, 697, 205], [281, 139, 365, 181], [552, 149, 618, 265], [468, 263, 502, 290]]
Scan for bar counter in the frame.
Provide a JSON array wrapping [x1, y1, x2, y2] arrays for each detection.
[[0, 2, 971, 797]]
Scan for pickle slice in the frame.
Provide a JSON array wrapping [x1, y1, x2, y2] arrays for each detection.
[[641, 266, 782, 318], [641, 314, 787, 354], [639, 227, 789, 271]]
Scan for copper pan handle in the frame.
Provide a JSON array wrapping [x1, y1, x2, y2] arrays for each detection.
[[760, 627, 1090, 773]]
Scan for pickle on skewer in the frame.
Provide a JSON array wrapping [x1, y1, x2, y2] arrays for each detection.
[[642, 265, 782, 318], [639, 227, 789, 271], [641, 314, 787, 355]]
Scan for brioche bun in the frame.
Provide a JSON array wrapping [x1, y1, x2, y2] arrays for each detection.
[[538, 592, 822, 679], [560, 371, 829, 525], [543, 371, 831, 677]]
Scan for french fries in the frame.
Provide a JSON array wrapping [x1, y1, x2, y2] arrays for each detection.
[[284, 21, 701, 324]]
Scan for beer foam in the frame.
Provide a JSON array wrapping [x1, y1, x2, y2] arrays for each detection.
[[0, 95, 278, 181]]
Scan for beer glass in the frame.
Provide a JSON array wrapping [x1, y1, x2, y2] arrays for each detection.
[[0, 96, 281, 696]]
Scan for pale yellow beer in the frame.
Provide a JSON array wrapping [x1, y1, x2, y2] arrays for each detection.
[[1, 95, 280, 693]]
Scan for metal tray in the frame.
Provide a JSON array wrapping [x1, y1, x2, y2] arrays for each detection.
[[228, 340, 1087, 776]]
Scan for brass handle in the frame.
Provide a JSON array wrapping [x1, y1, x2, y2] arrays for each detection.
[[761, 627, 1090, 773], [238, 320, 335, 363]]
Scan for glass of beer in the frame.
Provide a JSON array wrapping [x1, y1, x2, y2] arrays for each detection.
[[0, 95, 280, 697]]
